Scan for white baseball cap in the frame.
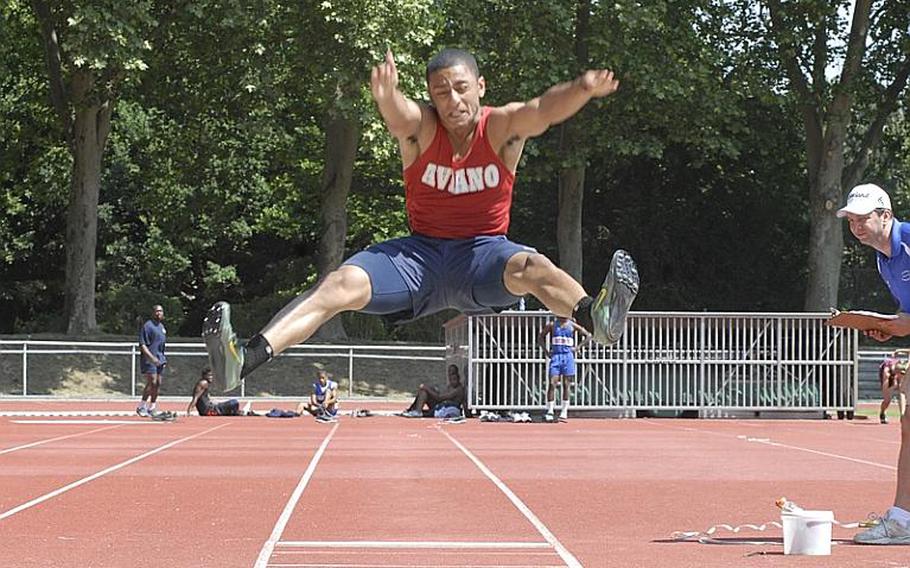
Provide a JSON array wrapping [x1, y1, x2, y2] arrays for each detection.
[[836, 183, 892, 217]]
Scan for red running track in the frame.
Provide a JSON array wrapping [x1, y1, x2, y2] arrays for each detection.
[[0, 402, 908, 567]]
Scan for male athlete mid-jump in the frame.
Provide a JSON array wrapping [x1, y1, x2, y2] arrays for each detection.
[[203, 48, 639, 394]]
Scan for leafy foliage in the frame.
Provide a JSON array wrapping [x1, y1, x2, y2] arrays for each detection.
[[1, 0, 908, 339]]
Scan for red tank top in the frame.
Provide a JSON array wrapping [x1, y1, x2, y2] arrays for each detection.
[[403, 106, 515, 239]]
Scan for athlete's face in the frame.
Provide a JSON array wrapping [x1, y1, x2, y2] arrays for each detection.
[[152, 305, 164, 322], [846, 210, 889, 246], [446, 366, 460, 386], [316, 372, 328, 385], [427, 65, 485, 132]]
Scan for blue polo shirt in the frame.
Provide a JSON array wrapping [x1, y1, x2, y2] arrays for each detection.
[[139, 319, 167, 364], [876, 218, 910, 312]]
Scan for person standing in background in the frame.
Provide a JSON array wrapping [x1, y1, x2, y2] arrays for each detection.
[[137, 305, 167, 417]]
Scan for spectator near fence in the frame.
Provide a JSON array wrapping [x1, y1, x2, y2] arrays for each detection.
[[538, 316, 591, 422], [402, 364, 466, 418], [136, 305, 166, 417], [879, 357, 906, 425], [298, 370, 340, 422]]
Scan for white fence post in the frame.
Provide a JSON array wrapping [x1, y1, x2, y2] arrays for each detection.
[[348, 348, 354, 398], [130, 344, 137, 398], [22, 341, 28, 396]]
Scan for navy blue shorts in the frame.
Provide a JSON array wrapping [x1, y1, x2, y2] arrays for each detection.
[[549, 352, 576, 377], [140, 362, 166, 376], [344, 235, 535, 324]]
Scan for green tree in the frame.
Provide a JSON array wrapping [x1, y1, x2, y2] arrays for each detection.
[[263, 0, 440, 339], [762, 0, 910, 309], [29, 0, 156, 333]]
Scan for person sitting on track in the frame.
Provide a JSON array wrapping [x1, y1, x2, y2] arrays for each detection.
[[402, 364, 466, 418], [296, 370, 339, 421], [187, 368, 255, 417], [880, 357, 906, 425], [202, 47, 639, 395]]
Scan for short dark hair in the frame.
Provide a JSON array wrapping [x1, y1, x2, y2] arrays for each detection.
[[427, 48, 479, 81]]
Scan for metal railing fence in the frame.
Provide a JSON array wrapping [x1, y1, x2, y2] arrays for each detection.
[[445, 311, 858, 414], [0, 340, 446, 398]]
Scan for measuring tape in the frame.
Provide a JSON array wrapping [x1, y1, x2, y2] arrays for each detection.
[[670, 498, 877, 545]]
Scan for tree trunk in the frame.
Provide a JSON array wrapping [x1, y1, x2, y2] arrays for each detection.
[[555, 0, 591, 284], [557, 158, 585, 282], [804, 169, 845, 311], [804, 123, 848, 311], [314, 111, 360, 340], [64, 70, 111, 334]]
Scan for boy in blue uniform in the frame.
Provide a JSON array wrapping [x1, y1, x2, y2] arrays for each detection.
[[298, 370, 340, 422], [538, 316, 591, 422]]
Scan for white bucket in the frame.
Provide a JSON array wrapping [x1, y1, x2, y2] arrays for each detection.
[[781, 510, 834, 555]]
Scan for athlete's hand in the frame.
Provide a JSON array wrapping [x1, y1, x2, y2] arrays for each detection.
[[578, 70, 619, 99], [371, 49, 399, 103]]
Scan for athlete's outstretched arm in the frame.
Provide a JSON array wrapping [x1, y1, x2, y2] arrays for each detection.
[[370, 49, 423, 140], [496, 70, 619, 140]]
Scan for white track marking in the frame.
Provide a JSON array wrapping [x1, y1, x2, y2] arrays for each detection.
[[11, 420, 156, 425], [266, 564, 563, 568], [742, 436, 896, 470], [438, 428, 581, 568], [274, 550, 556, 556], [0, 423, 229, 521], [253, 423, 339, 568], [0, 411, 136, 417], [275, 541, 551, 549], [0, 424, 125, 456], [645, 420, 896, 471]]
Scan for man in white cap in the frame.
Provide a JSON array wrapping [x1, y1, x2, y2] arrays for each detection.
[[839, 183, 910, 544]]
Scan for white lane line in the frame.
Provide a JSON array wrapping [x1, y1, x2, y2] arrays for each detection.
[[11, 420, 156, 425], [0, 424, 125, 456], [253, 423, 339, 568], [438, 428, 580, 568], [273, 550, 556, 556], [0, 423, 229, 522], [741, 436, 897, 471], [275, 541, 551, 549], [267, 564, 563, 568], [0, 411, 135, 417], [645, 420, 897, 471]]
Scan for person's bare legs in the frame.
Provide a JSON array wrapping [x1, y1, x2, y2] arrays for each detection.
[[547, 376, 557, 406], [503, 252, 586, 316], [260, 265, 372, 355], [410, 386, 440, 414], [883, 385, 894, 422], [895, 407, 910, 511]]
